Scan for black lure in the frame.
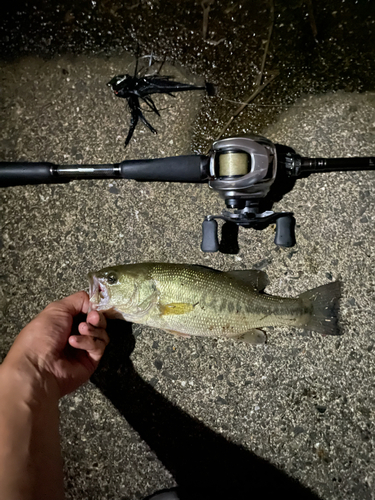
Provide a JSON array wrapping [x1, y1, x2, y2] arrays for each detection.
[[108, 68, 207, 147]]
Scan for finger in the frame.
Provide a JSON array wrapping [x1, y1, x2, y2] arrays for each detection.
[[54, 291, 90, 316], [86, 310, 107, 329], [68, 335, 107, 362], [78, 322, 109, 345]]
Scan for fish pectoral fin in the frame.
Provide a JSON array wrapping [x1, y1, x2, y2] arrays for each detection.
[[233, 329, 267, 345], [163, 329, 191, 338], [159, 302, 195, 316], [225, 270, 269, 291]]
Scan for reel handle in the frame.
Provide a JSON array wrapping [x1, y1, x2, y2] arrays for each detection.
[[274, 215, 296, 247], [201, 219, 219, 252]]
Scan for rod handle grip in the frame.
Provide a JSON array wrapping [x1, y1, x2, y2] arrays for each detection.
[[0, 163, 66, 186]]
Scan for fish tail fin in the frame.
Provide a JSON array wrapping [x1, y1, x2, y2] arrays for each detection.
[[299, 281, 342, 335]]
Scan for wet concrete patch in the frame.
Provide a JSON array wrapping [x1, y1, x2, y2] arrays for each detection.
[[0, 53, 205, 162], [0, 2, 375, 498], [1, 64, 375, 499]]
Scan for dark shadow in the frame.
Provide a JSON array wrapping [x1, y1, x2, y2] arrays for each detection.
[[264, 143, 300, 209], [91, 320, 321, 500], [218, 222, 239, 255]]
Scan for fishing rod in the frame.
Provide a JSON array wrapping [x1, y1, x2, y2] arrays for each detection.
[[0, 135, 374, 252]]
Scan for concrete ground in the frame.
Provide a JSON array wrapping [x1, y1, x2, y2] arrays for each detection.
[[0, 3, 375, 500]]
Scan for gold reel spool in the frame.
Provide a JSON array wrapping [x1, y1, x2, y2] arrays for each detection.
[[218, 152, 249, 177]]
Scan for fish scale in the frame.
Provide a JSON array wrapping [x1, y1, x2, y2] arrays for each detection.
[[149, 265, 301, 337], [88, 262, 342, 343]]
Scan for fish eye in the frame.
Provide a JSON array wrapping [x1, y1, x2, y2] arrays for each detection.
[[107, 272, 118, 284]]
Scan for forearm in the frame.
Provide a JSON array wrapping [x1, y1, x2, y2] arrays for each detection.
[[0, 362, 65, 500], [0, 294, 108, 500]]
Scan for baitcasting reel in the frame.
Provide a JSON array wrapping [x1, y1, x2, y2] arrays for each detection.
[[201, 135, 374, 251], [0, 135, 374, 253], [202, 135, 295, 252]]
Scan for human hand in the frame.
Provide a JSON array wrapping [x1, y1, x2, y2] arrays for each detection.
[[1, 291, 109, 398]]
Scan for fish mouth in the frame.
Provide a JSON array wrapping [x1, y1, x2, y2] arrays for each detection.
[[88, 273, 110, 311]]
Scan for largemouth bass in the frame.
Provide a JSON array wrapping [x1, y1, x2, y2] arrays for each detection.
[[88, 263, 341, 344]]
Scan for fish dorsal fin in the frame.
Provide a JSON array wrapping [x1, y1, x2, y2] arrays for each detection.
[[225, 270, 269, 291]]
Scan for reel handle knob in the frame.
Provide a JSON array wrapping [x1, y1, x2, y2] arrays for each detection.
[[201, 219, 219, 252], [274, 215, 296, 247]]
